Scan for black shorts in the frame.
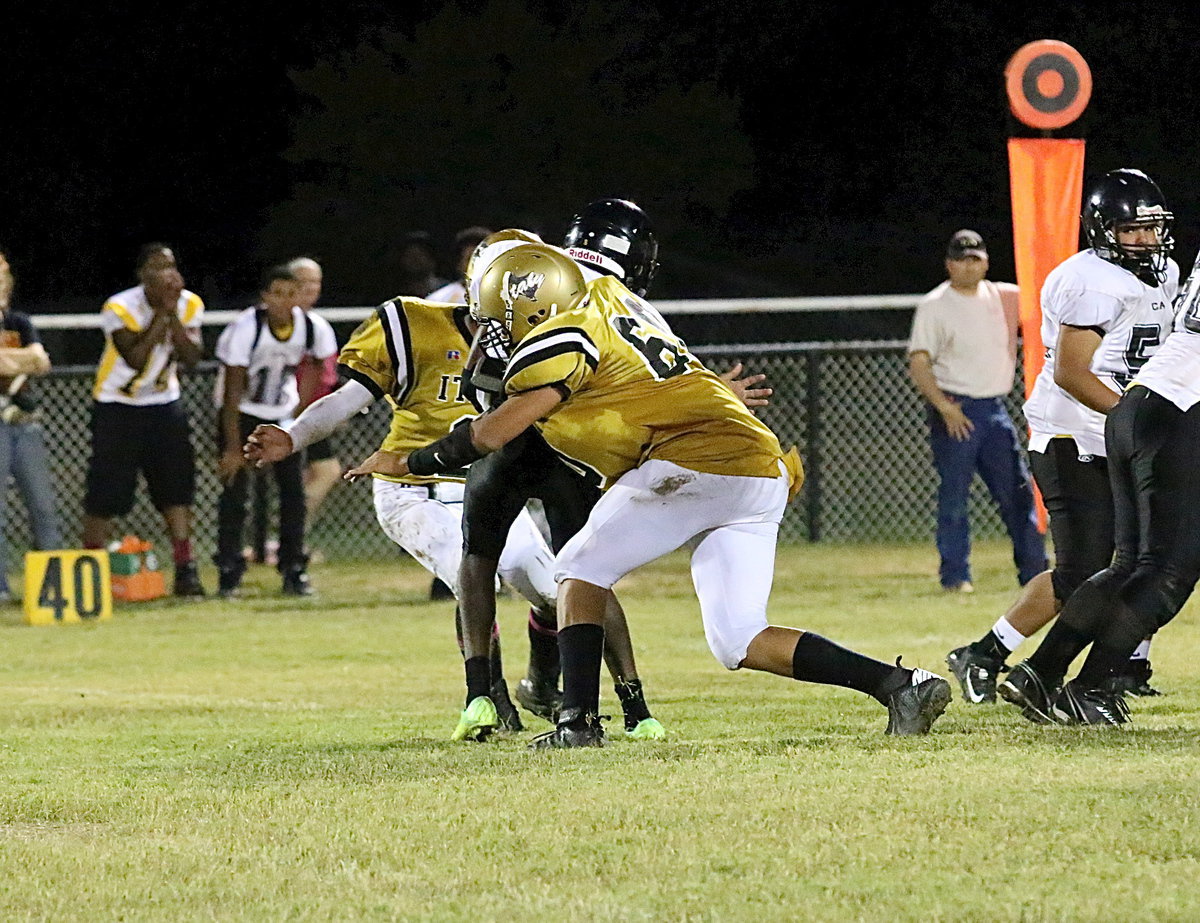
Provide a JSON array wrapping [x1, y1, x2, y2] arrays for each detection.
[[306, 436, 337, 463], [1028, 438, 1113, 603], [462, 428, 601, 559], [84, 400, 196, 517]]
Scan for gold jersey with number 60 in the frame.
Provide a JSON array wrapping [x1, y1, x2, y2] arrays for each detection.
[[337, 296, 476, 485], [503, 275, 803, 492]]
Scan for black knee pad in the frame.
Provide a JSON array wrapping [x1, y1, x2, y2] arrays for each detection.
[[1120, 566, 1197, 633]]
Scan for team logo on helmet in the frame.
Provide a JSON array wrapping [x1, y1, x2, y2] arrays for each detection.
[[501, 271, 545, 328]]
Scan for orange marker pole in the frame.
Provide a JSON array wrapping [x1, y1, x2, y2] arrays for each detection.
[[1005, 40, 1092, 528]]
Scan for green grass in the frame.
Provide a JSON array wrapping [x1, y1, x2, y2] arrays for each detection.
[[2, 540, 1199, 921]]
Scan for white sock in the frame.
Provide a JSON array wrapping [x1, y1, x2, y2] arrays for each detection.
[[1130, 639, 1151, 661], [990, 617, 1027, 653]]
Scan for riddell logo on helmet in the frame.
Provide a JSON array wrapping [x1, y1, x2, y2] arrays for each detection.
[[566, 247, 626, 278]]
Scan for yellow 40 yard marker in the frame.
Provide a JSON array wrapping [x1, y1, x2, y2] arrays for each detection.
[[23, 550, 113, 625]]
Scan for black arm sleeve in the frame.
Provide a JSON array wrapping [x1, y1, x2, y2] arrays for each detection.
[[408, 422, 487, 476]]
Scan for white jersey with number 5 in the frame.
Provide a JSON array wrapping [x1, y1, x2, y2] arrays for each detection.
[[1024, 249, 1178, 457]]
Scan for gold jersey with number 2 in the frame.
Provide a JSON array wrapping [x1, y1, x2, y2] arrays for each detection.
[[337, 296, 475, 485], [503, 275, 803, 494]]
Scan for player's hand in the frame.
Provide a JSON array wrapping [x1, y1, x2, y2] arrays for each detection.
[[939, 402, 974, 441], [244, 424, 293, 466], [721, 362, 773, 411], [217, 448, 245, 483], [344, 449, 409, 482]]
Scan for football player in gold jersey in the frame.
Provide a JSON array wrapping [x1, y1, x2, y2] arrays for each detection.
[[245, 292, 557, 735], [347, 242, 953, 747]]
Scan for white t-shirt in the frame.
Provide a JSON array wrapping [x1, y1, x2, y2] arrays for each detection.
[[92, 285, 204, 405], [908, 279, 1019, 398], [426, 280, 466, 304], [214, 306, 338, 421], [1025, 249, 1178, 457]]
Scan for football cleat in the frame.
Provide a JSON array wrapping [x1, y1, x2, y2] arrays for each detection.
[[216, 561, 246, 599], [281, 565, 314, 597], [515, 677, 563, 722], [528, 708, 606, 749], [490, 679, 524, 733], [885, 667, 952, 735], [625, 717, 666, 740], [946, 645, 1004, 704], [1103, 660, 1163, 698], [1050, 682, 1131, 727], [997, 660, 1058, 724], [450, 696, 500, 742], [173, 561, 207, 598]]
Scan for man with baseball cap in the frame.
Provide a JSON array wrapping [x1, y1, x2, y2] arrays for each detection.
[[907, 229, 1047, 594]]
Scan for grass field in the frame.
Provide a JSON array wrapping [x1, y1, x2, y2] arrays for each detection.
[[3, 539, 1199, 921]]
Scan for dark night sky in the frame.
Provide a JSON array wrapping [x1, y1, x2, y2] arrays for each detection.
[[5, 0, 1200, 311]]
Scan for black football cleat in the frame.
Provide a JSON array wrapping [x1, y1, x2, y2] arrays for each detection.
[[515, 677, 563, 722], [528, 708, 606, 749], [173, 561, 207, 598], [997, 660, 1058, 724], [281, 565, 314, 597], [490, 679, 524, 733], [885, 667, 952, 735], [1103, 660, 1163, 698], [946, 645, 1005, 704], [1050, 681, 1131, 727]]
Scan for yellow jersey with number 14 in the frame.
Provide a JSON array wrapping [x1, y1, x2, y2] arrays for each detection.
[[337, 297, 475, 485], [503, 275, 803, 495]]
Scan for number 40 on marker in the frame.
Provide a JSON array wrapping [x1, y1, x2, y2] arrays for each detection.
[[23, 550, 113, 625]]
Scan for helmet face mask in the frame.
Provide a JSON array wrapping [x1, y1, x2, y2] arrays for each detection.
[[563, 198, 659, 296], [1083, 169, 1174, 283]]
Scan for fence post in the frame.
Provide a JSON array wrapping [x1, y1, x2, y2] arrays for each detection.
[[805, 351, 822, 542]]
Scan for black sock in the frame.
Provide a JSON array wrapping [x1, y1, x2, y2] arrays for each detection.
[[1075, 641, 1138, 689], [1027, 620, 1091, 687], [527, 609, 560, 684], [791, 632, 899, 704], [615, 678, 651, 728], [969, 631, 1009, 662], [464, 656, 490, 706], [559, 623, 604, 715]]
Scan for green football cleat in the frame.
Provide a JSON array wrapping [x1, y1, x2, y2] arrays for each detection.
[[450, 696, 499, 742], [625, 717, 666, 740]]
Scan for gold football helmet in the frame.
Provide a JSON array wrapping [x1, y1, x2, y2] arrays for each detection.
[[475, 243, 588, 348], [465, 228, 543, 317]]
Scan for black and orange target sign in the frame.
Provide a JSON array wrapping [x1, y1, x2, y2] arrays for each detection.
[[1005, 40, 1092, 130]]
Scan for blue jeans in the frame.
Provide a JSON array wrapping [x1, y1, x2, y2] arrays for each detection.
[[0, 421, 64, 595], [926, 396, 1046, 588]]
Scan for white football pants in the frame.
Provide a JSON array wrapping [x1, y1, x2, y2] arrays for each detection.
[[372, 478, 556, 610], [555, 459, 789, 669]]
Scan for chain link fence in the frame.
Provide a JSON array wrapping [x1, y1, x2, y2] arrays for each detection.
[[3, 342, 1030, 572]]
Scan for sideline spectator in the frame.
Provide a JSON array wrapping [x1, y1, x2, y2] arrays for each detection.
[[907, 230, 1046, 593], [212, 264, 337, 597], [392, 231, 447, 297], [81, 244, 206, 596], [0, 248, 63, 603]]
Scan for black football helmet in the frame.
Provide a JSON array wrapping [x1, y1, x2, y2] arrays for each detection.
[[1082, 169, 1174, 283], [563, 198, 659, 296]]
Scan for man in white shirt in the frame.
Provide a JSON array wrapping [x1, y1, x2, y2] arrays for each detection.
[[213, 264, 338, 597], [908, 230, 1047, 596], [82, 244, 206, 596]]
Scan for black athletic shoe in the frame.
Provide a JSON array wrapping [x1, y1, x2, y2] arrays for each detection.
[[884, 667, 952, 735], [997, 660, 1058, 724], [1050, 681, 1131, 727], [173, 561, 207, 598], [515, 677, 563, 722], [216, 561, 246, 598], [1104, 660, 1163, 698], [529, 708, 606, 749], [946, 645, 1004, 704], [281, 566, 314, 597], [490, 679, 524, 732]]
